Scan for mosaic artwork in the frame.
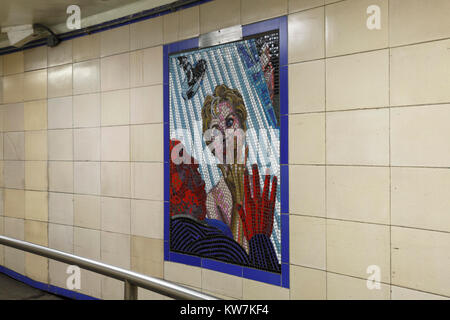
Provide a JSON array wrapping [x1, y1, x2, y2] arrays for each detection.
[[169, 31, 282, 273]]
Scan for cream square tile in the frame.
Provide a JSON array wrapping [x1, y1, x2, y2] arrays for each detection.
[[73, 93, 101, 128], [130, 47, 163, 87], [47, 40, 72, 67], [130, 85, 163, 124], [100, 25, 130, 57], [74, 127, 101, 161], [23, 69, 47, 101], [390, 40, 450, 106], [4, 247, 25, 274], [290, 165, 325, 217], [327, 166, 390, 224], [25, 253, 48, 283], [130, 16, 163, 50], [390, 0, 450, 47], [24, 100, 47, 131], [101, 126, 129, 161], [327, 220, 390, 282], [391, 227, 450, 297], [131, 200, 163, 239], [290, 265, 326, 300], [101, 277, 124, 300], [201, 268, 243, 299], [241, 0, 288, 25], [178, 6, 200, 40], [101, 231, 130, 269], [73, 59, 100, 95], [49, 223, 73, 252], [3, 161, 24, 189], [131, 162, 163, 200], [289, 113, 325, 164], [24, 46, 47, 71], [3, 51, 24, 75], [73, 33, 101, 62], [391, 104, 450, 167], [138, 288, 173, 300], [243, 279, 290, 300], [47, 64, 73, 98], [199, 0, 240, 34], [101, 53, 130, 91], [74, 227, 100, 260], [289, 60, 325, 113], [47, 96, 73, 129], [101, 197, 130, 234], [78, 270, 102, 299], [391, 286, 449, 300], [25, 130, 47, 161], [392, 167, 450, 233], [288, 7, 324, 63], [25, 161, 48, 191], [325, 0, 388, 57], [131, 236, 163, 278], [49, 260, 71, 288], [326, 50, 389, 111], [163, 12, 179, 44], [164, 261, 201, 289], [0, 55, 3, 76], [290, 215, 326, 269], [74, 162, 100, 195], [327, 272, 390, 300], [74, 194, 101, 230], [101, 162, 130, 198], [326, 109, 389, 165], [4, 132, 25, 160], [4, 189, 25, 218], [101, 89, 130, 126], [48, 192, 73, 226], [4, 103, 24, 131], [25, 220, 48, 245], [48, 161, 73, 193], [4, 217, 24, 239], [48, 129, 73, 160], [130, 124, 163, 162], [25, 191, 48, 222], [289, 0, 324, 13], [2, 74, 24, 103]]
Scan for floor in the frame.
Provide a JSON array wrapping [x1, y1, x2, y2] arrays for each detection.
[[0, 273, 64, 300]]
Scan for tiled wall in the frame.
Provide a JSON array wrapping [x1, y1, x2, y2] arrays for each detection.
[[0, 0, 449, 300]]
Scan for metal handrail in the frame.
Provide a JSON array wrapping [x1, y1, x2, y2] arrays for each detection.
[[0, 235, 219, 300]]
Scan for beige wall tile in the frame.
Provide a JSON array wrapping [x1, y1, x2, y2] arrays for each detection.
[[392, 167, 450, 233], [3, 74, 24, 103], [101, 162, 131, 198], [391, 286, 449, 300], [326, 50, 389, 111], [25, 161, 48, 191], [24, 46, 47, 71], [73, 59, 100, 95], [74, 162, 101, 195], [131, 236, 163, 278], [4, 103, 24, 131], [78, 270, 102, 299], [327, 272, 390, 300], [25, 191, 48, 222], [25, 220, 48, 245], [48, 192, 73, 225], [74, 194, 101, 230], [390, 40, 450, 106], [25, 253, 48, 283], [241, 0, 288, 25], [326, 109, 389, 166], [290, 165, 325, 217], [243, 279, 290, 299], [138, 287, 172, 300], [289, 113, 325, 164], [100, 25, 130, 57], [23, 69, 47, 101], [74, 128, 101, 161], [49, 260, 71, 289], [101, 89, 130, 126], [291, 215, 326, 269], [4, 189, 25, 219], [390, 0, 450, 47], [49, 223, 73, 252], [289, 0, 324, 13], [163, 12, 179, 44], [101, 126, 130, 161], [25, 131, 47, 161], [290, 265, 326, 300], [48, 161, 73, 193], [4, 217, 25, 274], [24, 100, 47, 131], [391, 227, 450, 297], [130, 16, 163, 50], [3, 161, 24, 189], [164, 261, 201, 289], [289, 60, 325, 113], [73, 33, 101, 62], [48, 129, 73, 160], [327, 220, 390, 282], [4, 132, 25, 160], [73, 93, 101, 128], [178, 6, 200, 40], [130, 47, 163, 87], [391, 104, 450, 167], [0, 55, 2, 76], [48, 96, 73, 129], [101, 53, 130, 92], [199, 0, 240, 34], [131, 162, 163, 200], [201, 268, 243, 299], [101, 231, 130, 269], [130, 85, 163, 124], [326, 0, 388, 57], [131, 124, 163, 162], [47, 64, 73, 98], [131, 199, 163, 239], [101, 277, 124, 300], [47, 40, 72, 67], [327, 166, 390, 224], [74, 227, 100, 260], [288, 7, 324, 63], [101, 197, 130, 234], [3, 51, 24, 75]]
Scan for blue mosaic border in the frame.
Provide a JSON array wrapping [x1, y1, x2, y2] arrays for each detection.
[[163, 16, 289, 289]]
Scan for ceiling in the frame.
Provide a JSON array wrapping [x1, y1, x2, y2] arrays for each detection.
[[0, 0, 177, 48]]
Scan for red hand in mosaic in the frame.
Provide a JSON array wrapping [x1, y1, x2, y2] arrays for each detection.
[[237, 164, 277, 241]]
